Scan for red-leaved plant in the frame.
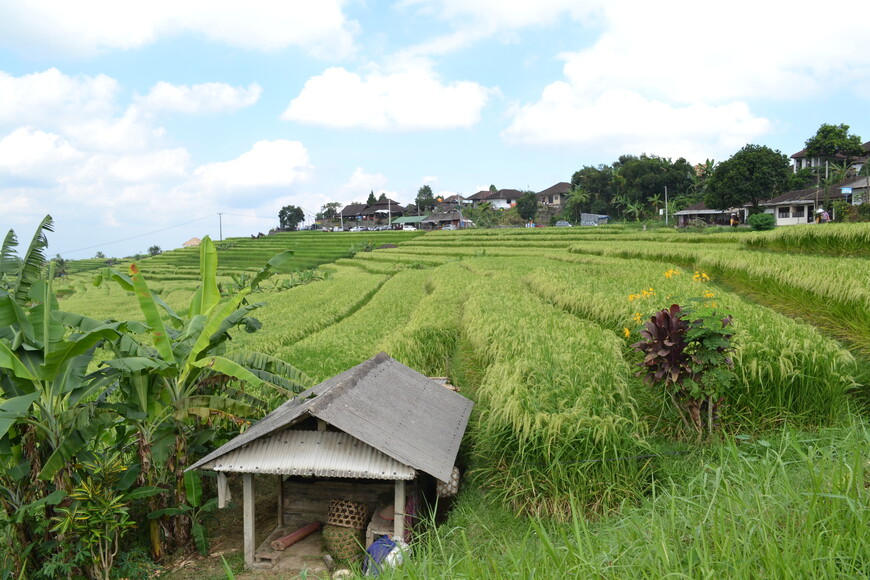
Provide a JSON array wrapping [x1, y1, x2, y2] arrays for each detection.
[[631, 303, 735, 440]]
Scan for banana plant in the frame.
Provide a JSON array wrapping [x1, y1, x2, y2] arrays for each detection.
[[92, 235, 312, 559], [0, 216, 128, 574]]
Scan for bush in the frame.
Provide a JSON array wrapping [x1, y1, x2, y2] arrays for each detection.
[[747, 213, 776, 231]]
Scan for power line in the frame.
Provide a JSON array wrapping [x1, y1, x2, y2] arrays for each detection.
[[58, 214, 214, 256]]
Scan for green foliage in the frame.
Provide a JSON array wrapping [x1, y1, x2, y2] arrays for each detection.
[[51, 454, 150, 580], [515, 192, 538, 221], [416, 185, 435, 213], [707, 144, 791, 209], [632, 303, 735, 439], [746, 212, 776, 230], [804, 123, 864, 160], [278, 204, 305, 230]]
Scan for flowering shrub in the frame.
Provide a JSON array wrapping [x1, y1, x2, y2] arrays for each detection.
[[627, 270, 736, 439]]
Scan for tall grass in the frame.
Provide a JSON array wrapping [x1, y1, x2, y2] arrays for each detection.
[[388, 421, 870, 579], [380, 262, 477, 376], [278, 268, 431, 381]]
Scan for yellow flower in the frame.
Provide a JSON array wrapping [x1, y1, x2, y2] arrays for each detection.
[[623, 327, 631, 338], [632, 312, 643, 324], [704, 291, 716, 299]]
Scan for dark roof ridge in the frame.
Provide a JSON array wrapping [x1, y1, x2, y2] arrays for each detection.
[[308, 351, 390, 414]]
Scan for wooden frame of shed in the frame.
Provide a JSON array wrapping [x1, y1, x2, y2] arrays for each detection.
[[188, 353, 473, 568]]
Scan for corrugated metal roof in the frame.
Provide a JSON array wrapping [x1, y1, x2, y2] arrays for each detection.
[[198, 430, 416, 480], [189, 353, 473, 482]]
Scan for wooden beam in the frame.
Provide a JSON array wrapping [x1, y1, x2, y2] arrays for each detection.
[[393, 479, 405, 540], [277, 475, 284, 528], [243, 473, 255, 568]]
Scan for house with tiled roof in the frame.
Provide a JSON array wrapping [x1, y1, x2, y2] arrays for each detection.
[[487, 188, 523, 210], [466, 190, 494, 208], [791, 141, 870, 174], [760, 176, 869, 226], [536, 182, 571, 207]]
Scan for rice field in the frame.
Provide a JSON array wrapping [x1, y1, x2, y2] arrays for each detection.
[[53, 222, 869, 578]]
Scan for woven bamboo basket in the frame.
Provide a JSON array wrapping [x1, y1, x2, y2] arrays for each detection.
[[323, 524, 364, 560], [326, 499, 369, 529]]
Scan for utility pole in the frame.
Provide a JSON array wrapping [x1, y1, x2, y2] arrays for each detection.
[[664, 186, 668, 226], [218, 213, 223, 241]]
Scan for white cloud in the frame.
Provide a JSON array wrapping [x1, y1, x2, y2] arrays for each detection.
[[135, 82, 262, 115], [503, 88, 769, 161], [194, 140, 312, 194], [500, 2, 870, 159], [0, 69, 119, 130], [339, 168, 388, 199], [282, 64, 493, 130], [0, 127, 84, 181], [0, 0, 358, 58]]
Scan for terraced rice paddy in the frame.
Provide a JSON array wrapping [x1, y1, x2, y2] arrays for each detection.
[[54, 224, 869, 577]]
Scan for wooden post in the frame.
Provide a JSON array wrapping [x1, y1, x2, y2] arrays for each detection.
[[277, 475, 284, 528], [393, 479, 405, 541], [243, 473, 255, 568]]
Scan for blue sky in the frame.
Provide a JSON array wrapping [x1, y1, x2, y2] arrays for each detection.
[[2, 0, 869, 258]]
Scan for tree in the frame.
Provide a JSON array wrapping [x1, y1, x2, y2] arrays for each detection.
[[95, 251, 105, 259], [563, 187, 591, 223], [804, 123, 864, 161], [378, 192, 386, 202], [367, 190, 377, 205], [278, 205, 305, 230], [416, 185, 435, 213], [319, 202, 341, 221], [148, 245, 161, 256], [706, 144, 791, 209], [516, 191, 538, 221]]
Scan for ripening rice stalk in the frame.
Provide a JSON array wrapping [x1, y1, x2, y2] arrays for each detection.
[[231, 267, 388, 354], [525, 257, 857, 427], [568, 240, 870, 354], [462, 265, 650, 517], [743, 222, 870, 256], [380, 262, 477, 376], [279, 268, 430, 381]]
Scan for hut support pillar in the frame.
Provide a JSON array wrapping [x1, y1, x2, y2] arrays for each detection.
[[393, 479, 405, 541], [277, 475, 284, 528], [243, 473, 255, 568]]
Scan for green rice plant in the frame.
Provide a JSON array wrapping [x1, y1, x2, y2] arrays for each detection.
[[461, 262, 651, 517], [278, 268, 431, 381], [525, 259, 857, 428], [743, 222, 870, 256], [568, 240, 870, 355], [230, 266, 388, 355], [380, 262, 478, 376]]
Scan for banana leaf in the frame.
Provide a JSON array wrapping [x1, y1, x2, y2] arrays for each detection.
[[129, 263, 176, 365], [188, 236, 220, 318], [11, 215, 52, 306]]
